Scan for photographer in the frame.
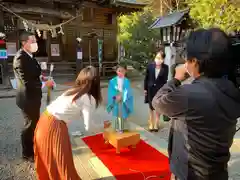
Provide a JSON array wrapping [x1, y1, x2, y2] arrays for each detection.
[[152, 28, 240, 180]]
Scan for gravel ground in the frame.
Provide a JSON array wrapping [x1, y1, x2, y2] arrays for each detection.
[[0, 97, 37, 180], [0, 92, 64, 180], [0, 85, 152, 180], [0, 83, 155, 180]]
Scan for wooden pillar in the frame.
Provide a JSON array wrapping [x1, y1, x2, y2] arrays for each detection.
[[47, 31, 51, 63], [0, 10, 9, 86], [0, 10, 3, 31]]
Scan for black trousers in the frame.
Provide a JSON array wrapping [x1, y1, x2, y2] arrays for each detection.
[[172, 169, 228, 180], [21, 100, 41, 157]]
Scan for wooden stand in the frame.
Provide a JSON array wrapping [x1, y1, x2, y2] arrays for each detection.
[[103, 128, 140, 154]]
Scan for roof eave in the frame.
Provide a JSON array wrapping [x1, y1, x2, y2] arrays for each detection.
[[112, 0, 147, 9], [150, 8, 190, 29]]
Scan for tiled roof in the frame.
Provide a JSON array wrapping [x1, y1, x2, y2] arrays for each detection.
[[112, 0, 147, 8], [149, 9, 189, 29]]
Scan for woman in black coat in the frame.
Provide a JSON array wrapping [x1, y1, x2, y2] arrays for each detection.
[[144, 50, 169, 132]]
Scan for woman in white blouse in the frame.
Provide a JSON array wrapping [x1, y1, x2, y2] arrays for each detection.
[[34, 66, 102, 180]]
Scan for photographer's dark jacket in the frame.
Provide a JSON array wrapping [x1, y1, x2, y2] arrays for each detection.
[[13, 49, 42, 110], [152, 76, 240, 180]]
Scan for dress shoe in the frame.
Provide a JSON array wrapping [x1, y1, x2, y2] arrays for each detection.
[[148, 124, 154, 132], [148, 128, 155, 132], [153, 124, 160, 132], [22, 155, 34, 163]]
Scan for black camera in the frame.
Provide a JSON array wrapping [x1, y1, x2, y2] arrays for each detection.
[[176, 34, 240, 88], [230, 35, 240, 87]]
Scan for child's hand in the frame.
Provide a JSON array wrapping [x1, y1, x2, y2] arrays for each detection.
[[116, 95, 122, 102], [45, 80, 54, 88]]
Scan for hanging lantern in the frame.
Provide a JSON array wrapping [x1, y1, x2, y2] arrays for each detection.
[[43, 31, 47, 39], [163, 28, 167, 42], [171, 26, 181, 42], [160, 25, 189, 46], [31, 27, 35, 33], [36, 29, 41, 37], [0, 32, 6, 38], [177, 26, 181, 41], [23, 21, 28, 31], [50, 28, 57, 38], [58, 26, 64, 35], [11, 17, 15, 26], [167, 27, 171, 42]]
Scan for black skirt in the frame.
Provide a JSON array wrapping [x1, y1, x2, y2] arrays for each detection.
[[144, 88, 158, 110]]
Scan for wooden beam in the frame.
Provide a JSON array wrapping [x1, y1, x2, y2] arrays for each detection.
[[52, 0, 79, 3], [2, 3, 74, 19], [82, 1, 101, 8]]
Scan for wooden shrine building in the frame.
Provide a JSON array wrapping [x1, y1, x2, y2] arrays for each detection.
[[0, 0, 146, 78]]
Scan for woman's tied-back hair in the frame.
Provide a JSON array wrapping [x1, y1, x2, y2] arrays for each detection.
[[64, 66, 102, 107]]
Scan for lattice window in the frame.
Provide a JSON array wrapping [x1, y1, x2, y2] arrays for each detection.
[[103, 29, 113, 39], [103, 29, 116, 59], [63, 25, 76, 60], [92, 29, 103, 37], [104, 14, 113, 25], [3, 13, 17, 33]]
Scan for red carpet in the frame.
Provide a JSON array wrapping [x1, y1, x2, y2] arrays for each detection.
[[82, 134, 171, 180]]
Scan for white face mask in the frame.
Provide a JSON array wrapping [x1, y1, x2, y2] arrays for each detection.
[[30, 43, 38, 53]]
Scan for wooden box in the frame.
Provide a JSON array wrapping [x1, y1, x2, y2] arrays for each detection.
[[103, 129, 140, 154]]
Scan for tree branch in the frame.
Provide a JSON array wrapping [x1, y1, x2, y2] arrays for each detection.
[[162, 0, 173, 12], [175, 0, 180, 10]]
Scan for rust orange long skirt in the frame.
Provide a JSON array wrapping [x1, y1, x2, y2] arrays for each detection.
[[34, 111, 81, 180]]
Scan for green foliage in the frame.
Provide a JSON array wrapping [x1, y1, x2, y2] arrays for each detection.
[[118, 8, 159, 71], [187, 0, 240, 33]]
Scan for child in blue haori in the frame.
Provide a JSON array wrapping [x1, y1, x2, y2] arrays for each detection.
[[107, 64, 134, 133]]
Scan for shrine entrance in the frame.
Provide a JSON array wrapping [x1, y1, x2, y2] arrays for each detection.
[[35, 30, 48, 58]]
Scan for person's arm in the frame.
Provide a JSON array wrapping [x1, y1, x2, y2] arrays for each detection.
[[123, 79, 134, 115], [14, 55, 33, 91], [164, 65, 169, 82], [76, 95, 91, 131], [107, 79, 116, 113], [144, 65, 149, 91], [82, 105, 90, 131], [152, 78, 188, 117]]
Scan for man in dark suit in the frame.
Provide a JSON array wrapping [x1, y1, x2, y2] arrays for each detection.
[[13, 31, 42, 161], [144, 50, 169, 132]]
